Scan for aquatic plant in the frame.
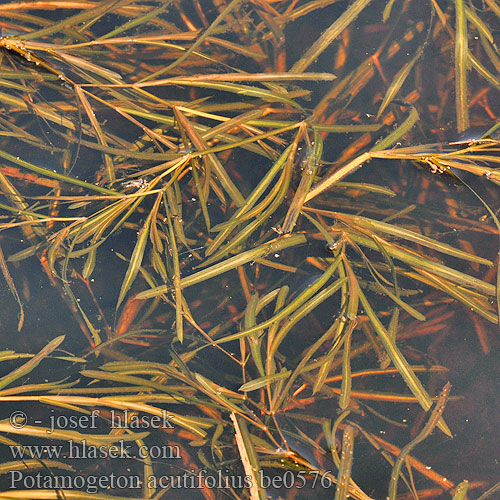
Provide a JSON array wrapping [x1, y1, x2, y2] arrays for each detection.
[[0, 1, 499, 499]]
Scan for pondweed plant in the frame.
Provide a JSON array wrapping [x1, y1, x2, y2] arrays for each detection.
[[0, 1, 499, 499]]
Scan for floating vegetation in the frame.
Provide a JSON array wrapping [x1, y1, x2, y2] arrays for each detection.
[[0, 1, 499, 499]]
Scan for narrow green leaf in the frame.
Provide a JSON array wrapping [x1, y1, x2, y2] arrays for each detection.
[[372, 106, 419, 151], [139, 0, 244, 80], [465, 6, 493, 44], [455, 0, 470, 132], [137, 234, 306, 298], [0, 244, 24, 331], [358, 289, 451, 436], [213, 258, 344, 347], [388, 383, 451, 499], [334, 212, 493, 266], [377, 49, 422, 119], [0, 149, 117, 195], [292, 0, 373, 72], [239, 370, 291, 392], [452, 481, 469, 500], [207, 144, 294, 254], [82, 247, 97, 279], [116, 211, 153, 309], [347, 232, 495, 296], [0, 336, 65, 391], [282, 132, 322, 233], [383, 0, 398, 21], [230, 413, 268, 500], [334, 425, 355, 500], [0, 422, 148, 447]]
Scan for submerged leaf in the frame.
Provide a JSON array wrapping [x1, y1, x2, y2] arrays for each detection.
[[116, 211, 153, 310]]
